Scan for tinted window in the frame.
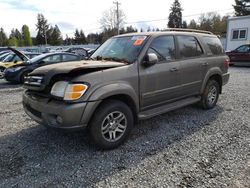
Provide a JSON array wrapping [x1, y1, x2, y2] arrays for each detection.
[[63, 54, 79, 61], [203, 36, 224, 55], [12, 55, 22, 62], [177, 36, 203, 58], [42, 55, 61, 63], [236, 45, 250, 53], [149, 36, 175, 61]]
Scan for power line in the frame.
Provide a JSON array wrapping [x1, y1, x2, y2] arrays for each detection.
[[124, 8, 234, 25], [64, 8, 234, 35]]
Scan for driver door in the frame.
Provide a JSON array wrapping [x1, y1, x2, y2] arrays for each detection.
[[139, 35, 182, 110]]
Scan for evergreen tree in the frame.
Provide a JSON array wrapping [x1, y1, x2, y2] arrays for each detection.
[[9, 28, 23, 46], [36, 13, 49, 45], [74, 29, 80, 44], [168, 0, 183, 28], [233, 0, 250, 16], [79, 30, 87, 44], [50, 25, 63, 45], [0, 28, 8, 46], [22, 25, 32, 46], [182, 21, 188, 28], [188, 19, 198, 29]]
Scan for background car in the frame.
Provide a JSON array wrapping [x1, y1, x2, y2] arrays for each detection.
[[226, 44, 250, 65], [0, 51, 11, 61], [63, 47, 89, 59], [4, 52, 83, 83], [0, 48, 41, 78]]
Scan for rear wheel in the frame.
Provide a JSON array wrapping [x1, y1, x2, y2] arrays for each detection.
[[200, 80, 220, 109], [89, 100, 134, 150], [0, 67, 5, 79]]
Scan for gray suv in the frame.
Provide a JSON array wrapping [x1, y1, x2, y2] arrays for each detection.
[[23, 29, 230, 149]]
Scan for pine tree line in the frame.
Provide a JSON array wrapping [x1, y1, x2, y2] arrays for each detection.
[[0, 25, 32, 47]]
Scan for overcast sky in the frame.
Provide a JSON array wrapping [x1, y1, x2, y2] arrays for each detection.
[[0, 0, 235, 38]]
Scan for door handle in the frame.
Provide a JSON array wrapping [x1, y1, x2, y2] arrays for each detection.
[[202, 62, 208, 66], [170, 67, 178, 72]]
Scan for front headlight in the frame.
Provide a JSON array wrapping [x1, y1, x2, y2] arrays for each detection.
[[51, 81, 88, 100]]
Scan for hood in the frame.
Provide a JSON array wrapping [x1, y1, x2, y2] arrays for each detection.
[[27, 60, 127, 89], [30, 60, 127, 76], [24, 60, 127, 91], [8, 47, 29, 61]]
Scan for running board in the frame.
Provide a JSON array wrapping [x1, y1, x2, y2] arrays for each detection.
[[138, 96, 201, 120]]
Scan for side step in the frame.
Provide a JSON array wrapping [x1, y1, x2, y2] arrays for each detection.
[[138, 96, 201, 120]]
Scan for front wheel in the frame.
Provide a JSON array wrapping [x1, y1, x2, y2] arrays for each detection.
[[89, 100, 134, 150], [200, 80, 220, 109], [20, 71, 31, 83], [0, 67, 5, 79]]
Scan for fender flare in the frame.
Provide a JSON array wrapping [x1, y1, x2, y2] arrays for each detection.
[[200, 67, 222, 94], [89, 83, 139, 111]]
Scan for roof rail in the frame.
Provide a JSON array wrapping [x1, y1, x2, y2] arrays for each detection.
[[163, 28, 214, 35]]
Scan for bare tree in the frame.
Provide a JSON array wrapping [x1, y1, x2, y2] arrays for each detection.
[[100, 6, 126, 32]]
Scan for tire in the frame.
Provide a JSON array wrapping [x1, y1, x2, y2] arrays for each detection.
[[20, 71, 30, 83], [200, 79, 220, 109], [0, 67, 5, 79], [89, 100, 134, 150]]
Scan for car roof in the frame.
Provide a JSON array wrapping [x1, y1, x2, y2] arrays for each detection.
[[116, 30, 216, 38]]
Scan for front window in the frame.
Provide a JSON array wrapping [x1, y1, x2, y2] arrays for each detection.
[[91, 36, 148, 63]]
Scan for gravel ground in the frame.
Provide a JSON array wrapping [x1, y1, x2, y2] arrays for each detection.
[[0, 67, 249, 188]]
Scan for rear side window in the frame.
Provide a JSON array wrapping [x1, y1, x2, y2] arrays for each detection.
[[203, 36, 224, 55], [149, 35, 176, 62], [177, 36, 203, 58]]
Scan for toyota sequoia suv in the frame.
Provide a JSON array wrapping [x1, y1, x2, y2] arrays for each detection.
[[22, 29, 230, 149]]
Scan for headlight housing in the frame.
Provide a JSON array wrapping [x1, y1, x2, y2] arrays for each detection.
[[51, 81, 88, 101]]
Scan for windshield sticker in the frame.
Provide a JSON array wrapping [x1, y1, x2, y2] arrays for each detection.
[[132, 36, 147, 46]]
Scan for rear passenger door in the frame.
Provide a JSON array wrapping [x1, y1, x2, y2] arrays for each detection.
[[139, 35, 182, 109], [176, 35, 205, 96]]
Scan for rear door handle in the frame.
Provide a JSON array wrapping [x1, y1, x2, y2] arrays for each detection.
[[170, 67, 178, 72], [202, 62, 208, 66]]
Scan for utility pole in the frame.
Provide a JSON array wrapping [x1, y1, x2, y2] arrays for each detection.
[[113, 1, 121, 35]]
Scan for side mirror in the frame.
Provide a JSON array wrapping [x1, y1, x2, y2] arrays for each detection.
[[143, 53, 158, 66]]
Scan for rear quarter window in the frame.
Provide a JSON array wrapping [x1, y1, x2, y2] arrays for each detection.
[[202, 36, 224, 55]]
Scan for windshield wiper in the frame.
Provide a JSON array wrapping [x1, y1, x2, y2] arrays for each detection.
[[102, 57, 130, 64]]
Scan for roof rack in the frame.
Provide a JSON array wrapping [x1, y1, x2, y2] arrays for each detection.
[[163, 28, 213, 35]]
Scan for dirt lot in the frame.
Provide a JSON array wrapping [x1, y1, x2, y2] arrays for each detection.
[[0, 67, 249, 188]]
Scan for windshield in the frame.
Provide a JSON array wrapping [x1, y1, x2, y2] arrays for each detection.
[[27, 53, 49, 64], [91, 35, 148, 63]]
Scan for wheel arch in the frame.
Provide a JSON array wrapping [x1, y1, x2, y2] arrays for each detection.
[[201, 68, 223, 94]]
